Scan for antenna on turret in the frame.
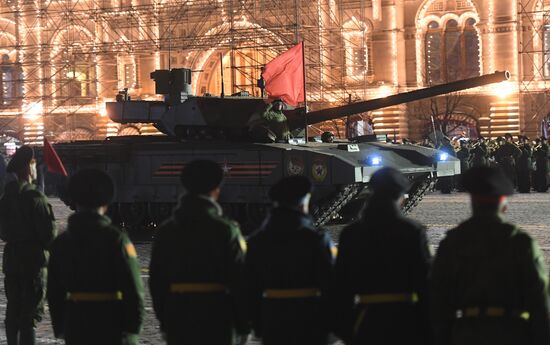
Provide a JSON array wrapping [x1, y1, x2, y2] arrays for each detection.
[[220, 53, 225, 98]]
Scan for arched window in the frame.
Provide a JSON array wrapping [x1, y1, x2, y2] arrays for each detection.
[[424, 17, 480, 84], [343, 19, 373, 82], [425, 21, 441, 84]]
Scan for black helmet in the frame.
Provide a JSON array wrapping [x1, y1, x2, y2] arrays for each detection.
[[269, 175, 312, 205], [369, 167, 410, 200], [180, 160, 224, 195], [69, 169, 115, 208], [6, 145, 34, 174], [461, 166, 514, 197], [321, 131, 334, 143]]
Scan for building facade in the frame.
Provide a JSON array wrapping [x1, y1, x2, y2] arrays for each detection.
[[0, 0, 548, 144]]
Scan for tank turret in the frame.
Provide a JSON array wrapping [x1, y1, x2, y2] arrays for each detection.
[[107, 70, 510, 140]]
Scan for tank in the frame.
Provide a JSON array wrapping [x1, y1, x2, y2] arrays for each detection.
[[53, 70, 510, 231]]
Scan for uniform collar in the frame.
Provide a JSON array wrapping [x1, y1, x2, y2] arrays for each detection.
[[263, 207, 314, 232], [173, 194, 223, 221], [67, 211, 112, 231]]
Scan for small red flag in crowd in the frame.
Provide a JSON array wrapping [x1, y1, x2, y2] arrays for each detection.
[[262, 43, 305, 107], [43, 138, 68, 176]]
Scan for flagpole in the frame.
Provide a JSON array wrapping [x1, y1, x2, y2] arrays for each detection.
[[302, 41, 308, 142]]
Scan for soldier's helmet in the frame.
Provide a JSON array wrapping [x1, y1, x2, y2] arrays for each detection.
[[180, 160, 224, 195], [69, 169, 115, 208], [269, 175, 312, 205], [321, 131, 335, 143], [369, 167, 410, 200], [6, 145, 34, 173], [461, 166, 514, 196]]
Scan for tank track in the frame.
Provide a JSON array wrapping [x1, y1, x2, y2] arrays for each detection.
[[312, 183, 364, 227], [403, 174, 434, 214]]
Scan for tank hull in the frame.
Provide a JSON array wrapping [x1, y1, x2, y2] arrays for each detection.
[[54, 136, 459, 231]]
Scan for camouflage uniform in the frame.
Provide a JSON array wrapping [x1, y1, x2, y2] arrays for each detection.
[[47, 212, 144, 345], [149, 195, 248, 345], [0, 180, 56, 344], [249, 103, 290, 142]]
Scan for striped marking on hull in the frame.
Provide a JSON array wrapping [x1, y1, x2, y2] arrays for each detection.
[[153, 161, 279, 179]]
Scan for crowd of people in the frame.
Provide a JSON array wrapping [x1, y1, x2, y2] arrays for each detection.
[[420, 133, 550, 194], [1, 145, 550, 345]]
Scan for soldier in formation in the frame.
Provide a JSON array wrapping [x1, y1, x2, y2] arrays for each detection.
[[47, 169, 144, 344], [332, 167, 432, 345], [534, 136, 549, 192], [516, 135, 532, 193], [432, 166, 550, 345], [456, 140, 471, 191], [494, 134, 522, 187], [438, 137, 456, 193], [470, 137, 489, 168], [4, 155, 550, 344], [245, 175, 335, 345], [0, 146, 57, 345], [149, 160, 249, 345]]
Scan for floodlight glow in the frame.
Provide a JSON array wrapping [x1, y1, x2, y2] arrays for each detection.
[[439, 152, 449, 161]]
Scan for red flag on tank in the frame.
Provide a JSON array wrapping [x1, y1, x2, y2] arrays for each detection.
[[43, 138, 68, 176], [262, 43, 305, 107]]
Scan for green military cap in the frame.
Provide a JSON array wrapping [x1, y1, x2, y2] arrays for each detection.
[[461, 166, 514, 196], [369, 167, 410, 200], [6, 145, 34, 173], [269, 175, 312, 204], [69, 168, 115, 208], [180, 160, 223, 195]]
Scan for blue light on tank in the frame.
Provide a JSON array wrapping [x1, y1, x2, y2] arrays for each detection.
[[439, 152, 449, 161], [371, 156, 382, 166]]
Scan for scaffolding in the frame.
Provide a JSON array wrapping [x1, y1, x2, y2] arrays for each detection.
[[518, 0, 550, 137], [0, 0, 378, 143]]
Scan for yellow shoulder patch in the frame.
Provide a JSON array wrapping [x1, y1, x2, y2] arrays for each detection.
[[239, 237, 247, 253], [330, 245, 338, 258], [125, 243, 137, 258]]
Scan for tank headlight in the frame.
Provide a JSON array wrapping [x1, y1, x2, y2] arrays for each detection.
[[439, 152, 449, 161], [364, 155, 382, 166]]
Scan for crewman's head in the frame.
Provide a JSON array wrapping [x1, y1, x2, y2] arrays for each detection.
[[321, 131, 335, 143], [496, 136, 505, 144], [461, 166, 514, 215], [269, 175, 312, 214], [478, 136, 485, 143], [369, 167, 410, 202], [272, 99, 284, 111], [69, 169, 115, 213], [6, 145, 36, 182], [180, 160, 224, 200]]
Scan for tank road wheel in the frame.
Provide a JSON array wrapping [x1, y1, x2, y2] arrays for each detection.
[[119, 202, 148, 231], [148, 203, 175, 226]]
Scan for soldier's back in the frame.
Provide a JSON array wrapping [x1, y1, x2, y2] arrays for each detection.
[[150, 195, 246, 345], [48, 212, 143, 345], [432, 216, 550, 345], [333, 202, 432, 345]]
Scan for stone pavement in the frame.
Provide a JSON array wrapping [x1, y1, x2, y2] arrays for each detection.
[[0, 192, 548, 344]]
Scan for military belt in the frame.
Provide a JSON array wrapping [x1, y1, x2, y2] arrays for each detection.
[[355, 292, 418, 305], [66, 291, 123, 302], [169, 283, 227, 294], [263, 288, 321, 299], [456, 307, 530, 321]]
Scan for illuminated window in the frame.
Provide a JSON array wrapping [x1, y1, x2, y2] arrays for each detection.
[[0, 54, 19, 106], [343, 19, 373, 82], [425, 18, 480, 84]]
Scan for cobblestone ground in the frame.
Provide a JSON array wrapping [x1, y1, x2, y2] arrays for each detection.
[[0, 192, 548, 344]]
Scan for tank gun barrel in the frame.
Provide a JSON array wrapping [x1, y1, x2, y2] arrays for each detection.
[[288, 71, 510, 130]]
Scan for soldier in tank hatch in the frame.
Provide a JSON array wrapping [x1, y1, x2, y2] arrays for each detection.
[[331, 167, 432, 345], [431, 166, 550, 345], [149, 160, 249, 345], [0, 145, 57, 345], [249, 99, 291, 143], [47, 169, 144, 345], [245, 175, 335, 345]]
